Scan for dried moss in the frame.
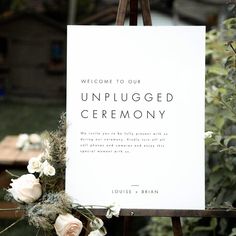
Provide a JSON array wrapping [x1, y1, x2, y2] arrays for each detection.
[[41, 113, 67, 193], [27, 191, 72, 231]]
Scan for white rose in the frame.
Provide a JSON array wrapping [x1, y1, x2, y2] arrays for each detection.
[[88, 229, 106, 236], [106, 203, 120, 219], [41, 160, 56, 176], [27, 155, 42, 173], [8, 174, 42, 203], [29, 134, 41, 144], [205, 131, 214, 139], [54, 214, 83, 236], [16, 134, 29, 149], [90, 218, 104, 230]]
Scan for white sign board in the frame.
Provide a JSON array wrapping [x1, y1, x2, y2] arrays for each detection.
[[66, 26, 205, 210]]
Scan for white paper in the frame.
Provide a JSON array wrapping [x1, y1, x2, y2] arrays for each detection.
[[66, 26, 205, 210]]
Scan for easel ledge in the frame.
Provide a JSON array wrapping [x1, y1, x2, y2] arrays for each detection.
[[90, 208, 236, 218], [88, 208, 236, 236]]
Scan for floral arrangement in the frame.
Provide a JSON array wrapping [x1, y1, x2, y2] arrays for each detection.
[[1, 115, 120, 236]]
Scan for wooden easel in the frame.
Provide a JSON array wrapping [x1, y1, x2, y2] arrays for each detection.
[[78, 3, 236, 234], [115, 1, 182, 235]]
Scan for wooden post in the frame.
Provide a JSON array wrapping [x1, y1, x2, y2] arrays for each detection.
[[116, 0, 152, 26], [171, 217, 183, 236], [123, 216, 133, 236], [116, 0, 129, 25], [130, 0, 138, 25], [140, 0, 152, 25]]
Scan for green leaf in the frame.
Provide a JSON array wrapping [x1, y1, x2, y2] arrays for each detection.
[[223, 135, 236, 146], [228, 146, 236, 154], [225, 160, 234, 171], [214, 135, 222, 144], [223, 18, 236, 29], [212, 164, 223, 172], [192, 218, 217, 232], [215, 116, 225, 129], [210, 218, 218, 228], [208, 66, 228, 76], [225, 56, 235, 69]]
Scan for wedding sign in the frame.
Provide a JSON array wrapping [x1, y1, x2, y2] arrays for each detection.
[[66, 26, 205, 210]]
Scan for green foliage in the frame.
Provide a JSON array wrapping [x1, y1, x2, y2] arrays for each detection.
[[138, 217, 173, 236], [205, 18, 236, 208], [192, 218, 217, 235], [198, 17, 236, 235], [139, 217, 218, 236], [0, 102, 65, 141]]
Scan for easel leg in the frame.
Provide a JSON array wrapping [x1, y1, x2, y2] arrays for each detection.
[[171, 217, 183, 236], [116, 0, 129, 25], [78, 216, 90, 236], [140, 0, 152, 25], [130, 0, 138, 25], [123, 216, 132, 236]]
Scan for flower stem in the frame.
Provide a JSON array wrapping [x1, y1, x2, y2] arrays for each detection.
[[220, 99, 236, 118], [5, 170, 20, 178], [76, 210, 92, 221], [35, 228, 40, 236], [73, 203, 95, 219], [228, 41, 236, 55], [0, 217, 23, 235], [83, 205, 107, 208], [0, 207, 21, 211]]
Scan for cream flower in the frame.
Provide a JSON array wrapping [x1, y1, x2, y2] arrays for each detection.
[[106, 203, 120, 219], [90, 218, 104, 230], [8, 174, 42, 203], [205, 131, 214, 139], [41, 160, 56, 176], [88, 229, 106, 236], [54, 214, 83, 236], [29, 133, 41, 144], [16, 133, 29, 149], [27, 155, 43, 173]]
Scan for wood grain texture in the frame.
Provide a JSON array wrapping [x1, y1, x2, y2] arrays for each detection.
[[0, 136, 41, 166], [130, 0, 138, 25], [172, 217, 183, 236], [140, 0, 152, 25], [116, 0, 129, 25], [89, 208, 236, 217], [0, 202, 24, 219]]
